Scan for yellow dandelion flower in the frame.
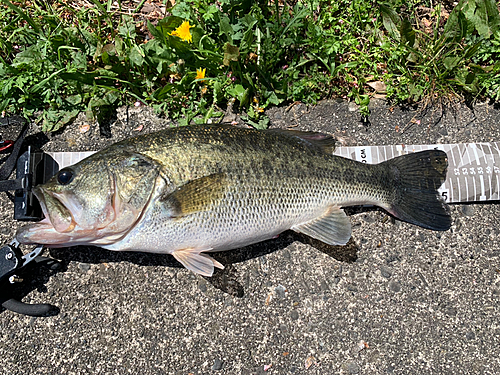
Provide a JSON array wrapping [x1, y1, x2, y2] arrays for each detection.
[[170, 21, 194, 43], [195, 68, 206, 81]]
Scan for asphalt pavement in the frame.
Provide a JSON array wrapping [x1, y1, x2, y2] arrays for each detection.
[[0, 99, 499, 374]]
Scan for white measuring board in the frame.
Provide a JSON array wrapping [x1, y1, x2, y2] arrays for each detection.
[[334, 143, 500, 203], [47, 142, 500, 204]]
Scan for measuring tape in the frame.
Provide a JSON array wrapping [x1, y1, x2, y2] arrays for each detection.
[[334, 143, 500, 203], [47, 143, 500, 204]]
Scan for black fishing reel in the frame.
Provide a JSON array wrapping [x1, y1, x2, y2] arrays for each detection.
[[0, 117, 62, 316], [0, 240, 61, 316]]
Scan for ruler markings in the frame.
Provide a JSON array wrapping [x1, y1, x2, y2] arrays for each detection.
[[479, 174, 486, 201], [492, 143, 500, 162], [497, 175, 500, 200], [487, 143, 494, 165], [465, 143, 472, 167], [449, 144, 457, 167], [489, 174, 492, 200], [473, 176, 477, 201], [471, 143, 480, 166], [449, 177, 455, 202], [479, 143, 488, 165], [458, 144, 465, 173], [464, 177, 469, 202]]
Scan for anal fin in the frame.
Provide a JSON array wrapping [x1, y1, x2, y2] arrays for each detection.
[[172, 248, 224, 276], [291, 206, 351, 245]]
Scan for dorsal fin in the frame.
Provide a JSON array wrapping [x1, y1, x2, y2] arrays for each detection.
[[268, 128, 336, 154]]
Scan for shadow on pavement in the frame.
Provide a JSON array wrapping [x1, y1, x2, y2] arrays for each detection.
[[0, 229, 360, 316]]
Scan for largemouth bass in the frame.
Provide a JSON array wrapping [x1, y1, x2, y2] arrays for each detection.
[[16, 125, 451, 276]]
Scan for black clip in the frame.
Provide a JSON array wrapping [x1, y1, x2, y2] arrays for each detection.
[[0, 240, 60, 316]]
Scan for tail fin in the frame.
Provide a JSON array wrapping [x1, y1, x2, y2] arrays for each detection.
[[382, 150, 451, 231]]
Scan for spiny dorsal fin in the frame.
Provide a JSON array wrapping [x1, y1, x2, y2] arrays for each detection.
[[268, 128, 336, 154], [291, 206, 351, 245], [162, 173, 227, 217]]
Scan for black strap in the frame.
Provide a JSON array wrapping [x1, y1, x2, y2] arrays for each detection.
[[0, 178, 23, 191], [0, 117, 29, 190]]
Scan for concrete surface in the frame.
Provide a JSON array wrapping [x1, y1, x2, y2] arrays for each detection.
[[0, 99, 499, 374]]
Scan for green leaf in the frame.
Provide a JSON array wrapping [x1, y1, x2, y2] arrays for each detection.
[[443, 55, 461, 70], [443, 6, 467, 43], [147, 19, 164, 40], [129, 45, 145, 66], [462, 0, 500, 38], [152, 84, 174, 100], [265, 91, 280, 106], [41, 108, 80, 132], [12, 45, 43, 67], [29, 68, 65, 93], [400, 20, 415, 47], [115, 36, 124, 56], [227, 84, 246, 100], [379, 3, 401, 40], [219, 16, 233, 43], [227, 83, 251, 106], [171, 2, 192, 19]]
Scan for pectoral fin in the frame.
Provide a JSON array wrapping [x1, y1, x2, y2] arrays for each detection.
[[172, 248, 224, 276], [292, 206, 351, 245], [162, 173, 227, 218]]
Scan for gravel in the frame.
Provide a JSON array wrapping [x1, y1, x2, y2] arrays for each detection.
[[0, 99, 499, 374]]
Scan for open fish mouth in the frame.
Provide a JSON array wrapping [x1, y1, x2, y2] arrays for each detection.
[[33, 186, 76, 233]]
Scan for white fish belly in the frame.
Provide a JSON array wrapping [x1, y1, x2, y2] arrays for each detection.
[[103, 181, 332, 254]]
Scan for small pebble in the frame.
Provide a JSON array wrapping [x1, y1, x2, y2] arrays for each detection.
[[212, 359, 223, 371], [465, 331, 475, 340], [388, 280, 401, 292], [462, 205, 475, 216], [348, 102, 358, 112], [275, 285, 286, 298], [78, 263, 91, 272], [0, 227, 11, 235], [363, 215, 375, 223], [197, 280, 207, 293], [304, 355, 316, 369], [380, 265, 392, 279], [438, 126, 448, 136], [446, 307, 457, 316], [290, 310, 299, 320], [347, 284, 358, 292], [343, 360, 360, 374], [320, 280, 330, 292]]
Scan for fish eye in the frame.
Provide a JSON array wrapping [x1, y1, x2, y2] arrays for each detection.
[[57, 169, 74, 185]]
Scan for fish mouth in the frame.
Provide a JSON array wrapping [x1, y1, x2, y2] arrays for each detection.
[[33, 186, 76, 233]]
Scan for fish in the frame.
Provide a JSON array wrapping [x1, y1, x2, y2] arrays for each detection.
[[16, 125, 451, 276]]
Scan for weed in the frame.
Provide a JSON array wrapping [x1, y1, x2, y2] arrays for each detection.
[[0, 0, 499, 131]]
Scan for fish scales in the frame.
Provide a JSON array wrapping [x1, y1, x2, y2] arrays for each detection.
[[113, 126, 383, 248], [16, 125, 451, 276]]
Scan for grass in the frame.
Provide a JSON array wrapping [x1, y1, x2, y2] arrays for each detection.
[[0, 0, 499, 131]]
